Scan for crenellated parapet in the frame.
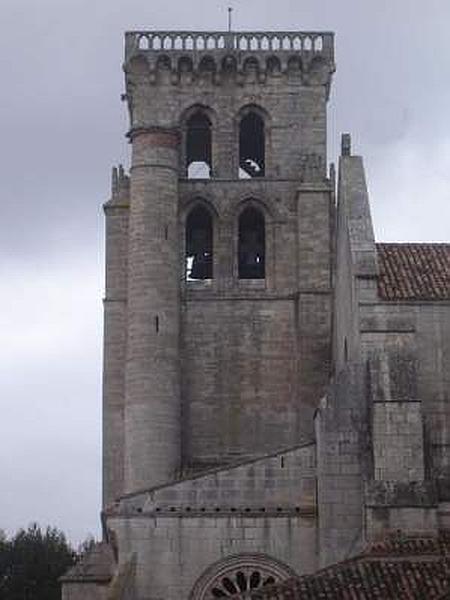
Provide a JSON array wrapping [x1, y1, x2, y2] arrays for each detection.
[[124, 30, 335, 88]]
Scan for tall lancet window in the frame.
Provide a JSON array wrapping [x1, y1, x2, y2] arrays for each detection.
[[238, 207, 265, 279], [186, 112, 212, 179], [239, 112, 265, 178], [186, 206, 213, 280]]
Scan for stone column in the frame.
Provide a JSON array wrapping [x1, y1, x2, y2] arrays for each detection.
[[102, 167, 129, 507], [124, 127, 181, 493]]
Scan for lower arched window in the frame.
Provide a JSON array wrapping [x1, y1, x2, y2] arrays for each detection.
[[238, 207, 265, 279], [186, 206, 213, 280]]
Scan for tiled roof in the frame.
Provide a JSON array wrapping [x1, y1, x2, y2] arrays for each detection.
[[376, 243, 450, 301], [246, 533, 450, 600]]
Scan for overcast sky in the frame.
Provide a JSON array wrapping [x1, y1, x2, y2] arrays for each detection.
[[1, 0, 449, 545]]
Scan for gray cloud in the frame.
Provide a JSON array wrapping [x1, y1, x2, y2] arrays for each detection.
[[1, 0, 449, 543]]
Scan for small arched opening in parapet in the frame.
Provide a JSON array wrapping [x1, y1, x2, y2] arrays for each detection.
[[238, 206, 266, 279], [271, 37, 280, 50], [238, 107, 266, 179], [282, 35, 291, 50], [314, 36, 323, 52], [185, 109, 213, 179], [196, 36, 205, 50], [304, 36, 312, 51], [239, 37, 248, 50], [185, 204, 214, 280], [138, 35, 149, 50]]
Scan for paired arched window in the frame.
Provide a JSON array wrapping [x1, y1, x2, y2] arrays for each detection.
[[238, 207, 265, 279], [239, 112, 265, 178], [185, 204, 266, 281], [185, 206, 213, 280], [186, 112, 212, 179], [184, 105, 267, 179]]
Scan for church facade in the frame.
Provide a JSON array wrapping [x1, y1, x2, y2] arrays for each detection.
[[61, 30, 450, 600]]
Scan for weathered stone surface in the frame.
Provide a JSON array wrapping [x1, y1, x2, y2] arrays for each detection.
[[64, 28, 450, 600]]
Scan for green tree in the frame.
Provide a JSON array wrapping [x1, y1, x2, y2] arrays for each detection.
[[77, 534, 96, 558], [0, 523, 77, 600]]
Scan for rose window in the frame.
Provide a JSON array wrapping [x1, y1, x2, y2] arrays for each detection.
[[210, 568, 276, 597], [190, 554, 295, 600]]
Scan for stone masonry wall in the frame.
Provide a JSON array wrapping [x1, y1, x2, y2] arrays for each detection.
[[315, 365, 367, 568], [117, 443, 316, 512], [125, 54, 330, 180], [103, 188, 129, 506], [108, 444, 317, 600], [110, 514, 315, 600], [372, 402, 424, 481], [416, 303, 450, 489]]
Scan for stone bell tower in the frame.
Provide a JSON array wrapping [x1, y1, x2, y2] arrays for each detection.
[[61, 28, 450, 600], [100, 29, 336, 599]]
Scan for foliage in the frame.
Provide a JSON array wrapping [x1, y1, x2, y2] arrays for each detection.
[[77, 534, 96, 558], [0, 523, 84, 600]]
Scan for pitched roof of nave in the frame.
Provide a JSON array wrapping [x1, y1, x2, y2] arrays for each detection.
[[376, 243, 450, 301], [245, 531, 450, 600]]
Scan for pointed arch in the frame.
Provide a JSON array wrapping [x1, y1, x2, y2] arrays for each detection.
[[238, 206, 266, 279], [185, 109, 212, 179], [238, 108, 266, 178], [185, 205, 214, 280]]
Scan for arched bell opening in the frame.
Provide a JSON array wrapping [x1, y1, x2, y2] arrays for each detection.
[[238, 207, 265, 279], [185, 205, 214, 280], [239, 112, 265, 179], [186, 111, 212, 179]]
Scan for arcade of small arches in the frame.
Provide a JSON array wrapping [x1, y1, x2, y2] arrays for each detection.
[[130, 50, 327, 81], [183, 105, 266, 180], [185, 203, 266, 282]]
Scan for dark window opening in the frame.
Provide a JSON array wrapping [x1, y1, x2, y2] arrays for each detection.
[[185, 206, 213, 280], [238, 207, 265, 279], [186, 112, 212, 179], [239, 112, 265, 178], [210, 570, 277, 596]]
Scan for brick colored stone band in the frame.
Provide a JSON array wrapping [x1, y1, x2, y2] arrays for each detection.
[[128, 126, 180, 148], [130, 163, 179, 173]]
